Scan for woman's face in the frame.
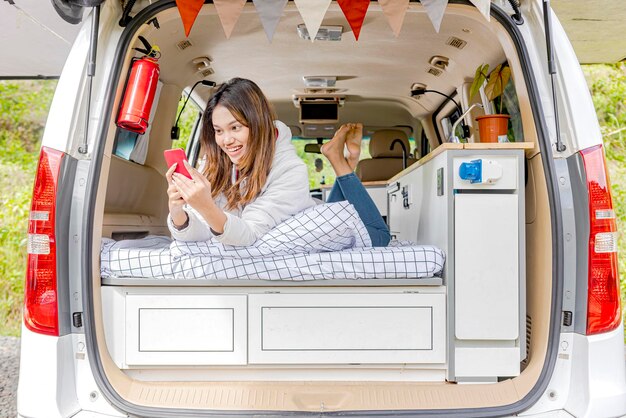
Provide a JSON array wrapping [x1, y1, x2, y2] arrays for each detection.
[[212, 104, 250, 165]]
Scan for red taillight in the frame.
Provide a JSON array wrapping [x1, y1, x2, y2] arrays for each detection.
[[23, 147, 64, 336], [580, 144, 621, 335]]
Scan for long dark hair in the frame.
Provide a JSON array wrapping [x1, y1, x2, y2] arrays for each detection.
[[200, 78, 277, 210]]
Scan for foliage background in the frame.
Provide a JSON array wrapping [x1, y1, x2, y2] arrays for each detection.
[[0, 80, 56, 336], [0, 63, 625, 337]]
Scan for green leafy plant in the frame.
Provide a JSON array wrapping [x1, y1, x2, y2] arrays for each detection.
[[470, 63, 512, 114], [0, 80, 57, 336]]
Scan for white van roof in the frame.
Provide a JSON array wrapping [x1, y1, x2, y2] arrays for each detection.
[[0, 0, 623, 79]]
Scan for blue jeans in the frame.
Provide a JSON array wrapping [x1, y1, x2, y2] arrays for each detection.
[[327, 173, 391, 247]]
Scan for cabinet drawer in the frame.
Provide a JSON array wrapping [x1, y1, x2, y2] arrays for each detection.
[[249, 293, 445, 364], [125, 294, 247, 366]]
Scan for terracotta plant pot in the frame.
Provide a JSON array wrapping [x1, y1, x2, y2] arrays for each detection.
[[476, 114, 510, 143]]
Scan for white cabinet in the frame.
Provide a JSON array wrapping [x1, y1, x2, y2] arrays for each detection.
[[454, 193, 519, 341], [386, 145, 526, 381], [387, 170, 422, 242], [103, 287, 447, 370], [124, 294, 248, 366], [248, 293, 446, 364]]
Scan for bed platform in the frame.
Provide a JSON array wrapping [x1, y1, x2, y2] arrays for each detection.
[[102, 284, 447, 370]]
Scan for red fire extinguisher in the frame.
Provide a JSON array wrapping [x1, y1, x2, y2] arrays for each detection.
[[117, 36, 161, 135]]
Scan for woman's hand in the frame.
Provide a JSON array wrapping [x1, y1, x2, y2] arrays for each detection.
[[165, 163, 188, 227], [171, 160, 215, 211], [171, 161, 227, 235], [168, 161, 227, 234]]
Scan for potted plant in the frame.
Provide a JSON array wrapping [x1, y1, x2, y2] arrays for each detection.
[[470, 63, 511, 143]]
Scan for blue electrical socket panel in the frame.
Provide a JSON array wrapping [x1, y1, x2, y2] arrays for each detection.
[[459, 159, 482, 184]]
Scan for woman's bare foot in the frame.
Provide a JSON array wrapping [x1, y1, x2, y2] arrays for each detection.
[[320, 124, 349, 158], [321, 124, 353, 177], [345, 123, 363, 170]]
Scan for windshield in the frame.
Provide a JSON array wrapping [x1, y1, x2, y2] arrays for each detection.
[[292, 138, 371, 189]]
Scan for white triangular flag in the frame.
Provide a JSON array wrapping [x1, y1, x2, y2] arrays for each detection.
[[379, 0, 409, 38], [253, 0, 288, 42], [469, 0, 491, 21], [421, 0, 448, 33], [294, 0, 332, 42]]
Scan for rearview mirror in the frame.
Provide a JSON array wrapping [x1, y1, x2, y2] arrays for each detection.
[[304, 143, 322, 154]]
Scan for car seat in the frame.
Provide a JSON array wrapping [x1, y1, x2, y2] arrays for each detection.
[[355, 129, 417, 182]]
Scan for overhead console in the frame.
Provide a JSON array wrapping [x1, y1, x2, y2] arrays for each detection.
[[294, 94, 345, 124]]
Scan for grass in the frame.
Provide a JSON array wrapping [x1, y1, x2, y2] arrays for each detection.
[[0, 65, 625, 337], [0, 80, 56, 336], [582, 63, 626, 318]]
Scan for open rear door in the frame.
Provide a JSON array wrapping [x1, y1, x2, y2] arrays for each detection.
[[0, 0, 83, 78], [549, 0, 626, 63]]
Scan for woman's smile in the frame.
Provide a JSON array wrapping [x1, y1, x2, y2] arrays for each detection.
[[213, 105, 250, 164], [225, 144, 244, 154]]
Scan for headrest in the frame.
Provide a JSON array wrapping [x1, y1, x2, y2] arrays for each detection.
[[369, 129, 410, 158]]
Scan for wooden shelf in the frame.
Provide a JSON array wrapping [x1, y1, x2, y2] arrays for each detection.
[[388, 142, 534, 183]]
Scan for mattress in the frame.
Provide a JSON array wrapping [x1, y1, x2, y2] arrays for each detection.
[[100, 202, 445, 281]]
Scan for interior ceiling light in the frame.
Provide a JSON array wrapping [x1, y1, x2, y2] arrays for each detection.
[[192, 56, 214, 77], [297, 24, 343, 41], [410, 83, 427, 96], [429, 55, 450, 70], [303, 76, 337, 88]]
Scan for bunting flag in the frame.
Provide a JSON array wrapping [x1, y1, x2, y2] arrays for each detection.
[[175, 0, 489, 42], [337, 0, 370, 40], [213, 0, 247, 39], [294, 0, 332, 42], [253, 0, 288, 42], [175, 0, 205, 37], [469, 0, 491, 21], [379, 0, 409, 38], [421, 0, 448, 33]]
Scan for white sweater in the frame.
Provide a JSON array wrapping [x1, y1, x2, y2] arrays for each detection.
[[167, 120, 316, 246]]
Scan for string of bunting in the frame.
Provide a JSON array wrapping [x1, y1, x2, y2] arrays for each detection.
[[174, 0, 492, 40]]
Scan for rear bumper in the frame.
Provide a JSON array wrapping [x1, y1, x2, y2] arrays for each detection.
[[17, 326, 126, 418], [17, 326, 80, 418], [565, 323, 626, 417]]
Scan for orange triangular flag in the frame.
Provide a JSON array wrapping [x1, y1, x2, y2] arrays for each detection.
[[213, 0, 247, 39], [175, 0, 205, 37], [337, 0, 370, 40], [379, 0, 409, 37]]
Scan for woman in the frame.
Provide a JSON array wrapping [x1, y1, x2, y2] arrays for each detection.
[[167, 77, 390, 247], [166, 77, 316, 246]]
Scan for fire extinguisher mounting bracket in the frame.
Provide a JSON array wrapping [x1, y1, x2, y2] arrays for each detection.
[[133, 35, 159, 59]]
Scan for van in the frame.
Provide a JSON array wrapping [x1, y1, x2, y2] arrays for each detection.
[[14, 0, 626, 417]]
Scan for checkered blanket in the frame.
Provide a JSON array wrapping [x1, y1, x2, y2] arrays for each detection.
[[100, 202, 445, 281]]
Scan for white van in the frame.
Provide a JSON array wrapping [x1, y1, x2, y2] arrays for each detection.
[[14, 0, 626, 417]]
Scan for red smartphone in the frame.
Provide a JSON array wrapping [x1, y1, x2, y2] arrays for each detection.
[[163, 148, 192, 179]]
